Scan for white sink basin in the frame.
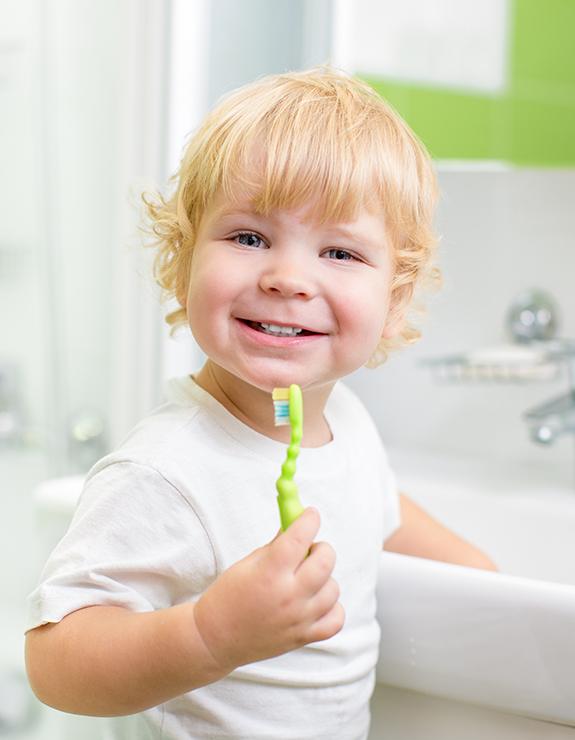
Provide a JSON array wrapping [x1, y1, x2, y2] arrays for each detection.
[[376, 448, 575, 726]]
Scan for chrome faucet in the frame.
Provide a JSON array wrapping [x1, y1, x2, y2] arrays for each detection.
[[420, 288, 575, 447], [510, 289, 575, 446], [525, 389, 575, 444], [524, 351, 575, 445]]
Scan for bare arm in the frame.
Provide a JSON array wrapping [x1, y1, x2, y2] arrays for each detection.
[[25, 508, 343, 717], [25, 602, 227, 716], [383, 493, 498, 571]]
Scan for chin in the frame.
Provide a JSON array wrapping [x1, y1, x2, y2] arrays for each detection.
[[248, 373, 306, 396]]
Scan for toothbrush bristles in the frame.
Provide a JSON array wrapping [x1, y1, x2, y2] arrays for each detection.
[[272, 387, 290, 426]]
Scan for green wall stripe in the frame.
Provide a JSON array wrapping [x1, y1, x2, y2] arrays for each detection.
[[360, 0, 575, 166]]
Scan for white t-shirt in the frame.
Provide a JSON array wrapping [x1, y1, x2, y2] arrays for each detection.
[[27, 377, 401, 740]]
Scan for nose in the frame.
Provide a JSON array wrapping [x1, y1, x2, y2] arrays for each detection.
[[259, 256, 317, 299]]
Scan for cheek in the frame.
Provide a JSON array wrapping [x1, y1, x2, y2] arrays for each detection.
[[186, 275, 218, 349], [336, 281, 391, 345], [187, 256, 230, 318]]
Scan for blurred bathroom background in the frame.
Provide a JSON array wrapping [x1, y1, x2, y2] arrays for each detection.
[[1, 0, 574, 736]]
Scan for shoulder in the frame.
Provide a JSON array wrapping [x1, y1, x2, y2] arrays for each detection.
[[96, 376, 228, 472], [81, 376, 236, 514]]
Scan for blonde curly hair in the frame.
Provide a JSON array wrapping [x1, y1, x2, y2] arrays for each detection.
[[143, 66, 440, 367]]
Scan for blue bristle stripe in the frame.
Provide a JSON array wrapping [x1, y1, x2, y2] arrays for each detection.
[[273, 400, 290, 425]]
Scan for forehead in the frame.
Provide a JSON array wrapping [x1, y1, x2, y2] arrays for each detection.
[[204, 188, 387, 240]]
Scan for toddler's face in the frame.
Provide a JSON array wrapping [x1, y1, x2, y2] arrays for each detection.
[[183, 193, 398, 393]]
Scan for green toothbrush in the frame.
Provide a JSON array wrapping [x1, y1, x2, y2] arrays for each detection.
[[272, 384, 304, 531]]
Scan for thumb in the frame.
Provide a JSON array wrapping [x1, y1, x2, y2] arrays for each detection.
[[270, 507, 321, 568], [269, 527, 283, 544]]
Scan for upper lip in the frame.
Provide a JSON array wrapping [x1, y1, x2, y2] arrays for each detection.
[[237, 317, 327, 334]]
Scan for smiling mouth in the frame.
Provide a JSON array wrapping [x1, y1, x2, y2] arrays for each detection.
[[238, 319, 321, 337]]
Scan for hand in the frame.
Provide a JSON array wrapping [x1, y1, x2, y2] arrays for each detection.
[[193, 508, 344, 672]]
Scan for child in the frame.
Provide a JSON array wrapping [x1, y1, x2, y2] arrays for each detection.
[[25, 67, 495, 739]]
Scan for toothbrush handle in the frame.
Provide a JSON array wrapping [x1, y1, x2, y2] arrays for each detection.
[[276, 384, 304, 531], [276, 478, 305, 531]]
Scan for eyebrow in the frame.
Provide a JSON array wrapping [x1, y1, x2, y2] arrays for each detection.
[[212, 207, 257, 221], [317, 221, 387, 253], [323, 225, 381, 248]]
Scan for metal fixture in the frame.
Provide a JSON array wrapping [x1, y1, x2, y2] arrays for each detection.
[[505, 288, 559, 343], [514, 290, 575, 446], [421, 289, 575, 446], [524, 343, 575, 445]]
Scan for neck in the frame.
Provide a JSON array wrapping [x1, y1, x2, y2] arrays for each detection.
[[193, 361, 334, 447]]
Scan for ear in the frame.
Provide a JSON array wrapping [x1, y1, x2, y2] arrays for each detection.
[[382, 284, 413, 339], [174, 246, 196, 310], [382, 314, 403, 340], [175, 275, 189, 311], [175, 288, 186, 310]]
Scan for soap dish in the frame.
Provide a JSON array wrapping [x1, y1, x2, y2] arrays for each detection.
[[420, 340, 574, 384]]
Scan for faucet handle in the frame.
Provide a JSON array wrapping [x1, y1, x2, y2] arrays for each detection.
[[506, 289, 559, 343]]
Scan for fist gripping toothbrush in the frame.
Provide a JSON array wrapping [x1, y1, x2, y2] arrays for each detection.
[[272, 384, 304, 531]]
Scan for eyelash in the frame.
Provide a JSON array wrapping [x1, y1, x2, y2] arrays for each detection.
[[325, 248, 357, 262], [232, 231, 266, 249], [230, 231, 360, 262]]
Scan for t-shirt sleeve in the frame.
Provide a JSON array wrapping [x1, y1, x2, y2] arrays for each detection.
[[25, 461, 216, 633]]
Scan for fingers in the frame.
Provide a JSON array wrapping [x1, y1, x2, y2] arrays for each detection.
[[308, 601, 346, 643], [308, 576, 340, 618], [263, 509, 344, 646], [296, 540, 336, 595], [269, 507, 321, 568], [297, 540, 343, 643]]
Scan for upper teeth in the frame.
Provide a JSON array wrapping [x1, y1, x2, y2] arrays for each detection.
[[259, 323, 303, 336]]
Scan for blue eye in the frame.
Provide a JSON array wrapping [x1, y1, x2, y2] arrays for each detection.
[[326, 248, 356, 262], [234, 232, 265, 249]]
